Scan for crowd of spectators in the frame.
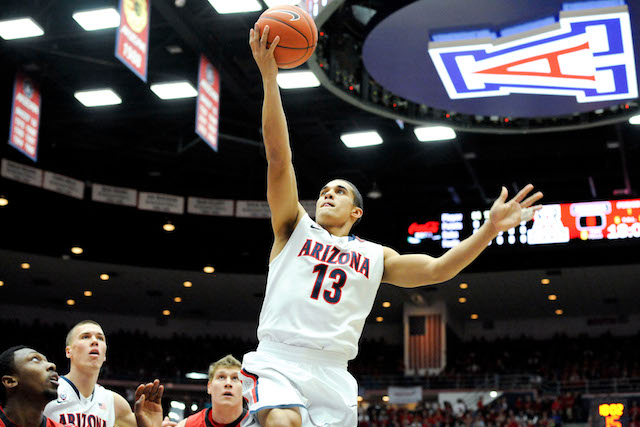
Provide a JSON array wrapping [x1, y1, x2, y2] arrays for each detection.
[[6, 319, 640, 425], [445, 333, 640, 381], [0, 318, 256, 382], [4, 319, 640, 384], [359, 394, 589, 426]]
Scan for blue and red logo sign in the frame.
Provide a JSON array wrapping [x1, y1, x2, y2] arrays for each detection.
[[429, 4, 637, 102]]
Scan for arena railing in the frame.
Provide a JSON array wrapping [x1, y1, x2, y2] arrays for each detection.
[[357, 374, 640, 394]]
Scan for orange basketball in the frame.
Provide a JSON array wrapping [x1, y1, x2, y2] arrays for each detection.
[[257, 5, 318, 69]]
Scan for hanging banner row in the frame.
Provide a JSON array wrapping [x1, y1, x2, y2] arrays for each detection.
[[1, 158, 316, 218], [114, 0, 220, 151], [8, 0, 220, 163]]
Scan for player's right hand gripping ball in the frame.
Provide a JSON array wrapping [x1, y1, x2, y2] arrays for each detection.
[[257, 5, 318, 69]]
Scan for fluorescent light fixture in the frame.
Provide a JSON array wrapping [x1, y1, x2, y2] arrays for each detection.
[[264, 0, 301, 6], [74, 89, 122, 107], [72, 8, 120, 31], [185, 372, 208, 380], [0, 18, 44, 40], [629, 114, 640, 125], [414, 126, 456, 142], [340, 131, 383, 148], [207, 0, 262, 14], [277, 71, 320, 89], [150, 81, 197, 100]]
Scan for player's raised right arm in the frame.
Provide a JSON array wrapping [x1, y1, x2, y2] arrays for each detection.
[[249, 23, 304, 242]]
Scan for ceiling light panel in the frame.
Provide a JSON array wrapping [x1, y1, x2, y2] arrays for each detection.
[[277, 71, 321, 89], [340, 131, 383, 148], [74, 89, 122, 107], [0, 18, 44, 40], [414, 126, 456, 142], [207, 0, 262, 14], [150, 82, 197, 100], [72, 8, 120, 31]]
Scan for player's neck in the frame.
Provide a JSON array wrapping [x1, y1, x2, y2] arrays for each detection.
[[2, 398, 46, 427], [66, 367, 99, 398], [209, 404, 243, 425], [319, 221, 353, 237]]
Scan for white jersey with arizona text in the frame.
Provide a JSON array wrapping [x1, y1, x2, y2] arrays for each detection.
[[258, 213, 384, 360], [44, 376, 116, 427]]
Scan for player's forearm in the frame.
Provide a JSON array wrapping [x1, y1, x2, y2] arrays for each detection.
[[262, 77, 291, 164], [432, 220, 498, 282]]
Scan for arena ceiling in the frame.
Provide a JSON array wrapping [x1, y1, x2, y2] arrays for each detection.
[[1, 0, 639, 324]]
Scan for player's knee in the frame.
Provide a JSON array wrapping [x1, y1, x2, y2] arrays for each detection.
[[261, 408, 302, 427]]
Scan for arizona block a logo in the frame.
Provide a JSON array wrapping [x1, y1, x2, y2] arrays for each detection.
[[428, 4, 637, 102]]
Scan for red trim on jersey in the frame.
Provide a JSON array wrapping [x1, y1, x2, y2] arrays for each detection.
[[0, 407, 68, 427], [240, 369, 259, 404], [184, 408, 247, 427]]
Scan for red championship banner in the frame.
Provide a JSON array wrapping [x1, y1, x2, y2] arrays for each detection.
[[8, 72, 41, 161], [195, 55, 221, 151], [115, 0, 151, 82]]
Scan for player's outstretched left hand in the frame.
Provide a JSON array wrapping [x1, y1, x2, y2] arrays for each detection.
[[134, 379, 165, 427], [489, 184, 543, 233]]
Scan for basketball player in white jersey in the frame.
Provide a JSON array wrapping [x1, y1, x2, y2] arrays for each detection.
[[243, 25, 543, 427], [44, 320, 165, 427]]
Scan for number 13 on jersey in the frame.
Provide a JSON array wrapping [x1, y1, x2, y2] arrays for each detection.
[[310, 263, 347, 304]]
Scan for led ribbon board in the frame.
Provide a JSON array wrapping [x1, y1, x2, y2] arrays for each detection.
[[429, 3, 637, 103], [408, 198, 640, 249]]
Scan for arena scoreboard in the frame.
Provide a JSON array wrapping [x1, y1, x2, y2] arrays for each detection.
[[592, 400, 628, 427], [407, 197, 640, 249]]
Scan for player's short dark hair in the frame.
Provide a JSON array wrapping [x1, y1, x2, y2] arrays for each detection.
[[336, 178, 364, 227], [0, 345, 27, 405], [66, 320, 103, 347]]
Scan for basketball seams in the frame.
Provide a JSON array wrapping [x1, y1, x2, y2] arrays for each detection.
[[261, 16, 310, 48], [298, 9, 317, 48], [265, 43, 309, 50]]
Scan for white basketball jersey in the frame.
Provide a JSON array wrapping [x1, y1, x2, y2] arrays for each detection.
[[44, 377, 116, 427], [258, 213, 384, 360]]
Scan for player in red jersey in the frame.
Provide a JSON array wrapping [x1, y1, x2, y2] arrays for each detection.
[[0, 346, 63, 427], [1, 345, 163, 427], [173, 355, 250, 427]]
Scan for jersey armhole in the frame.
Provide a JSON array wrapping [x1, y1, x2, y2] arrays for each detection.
[[269, 213, 311, 267]]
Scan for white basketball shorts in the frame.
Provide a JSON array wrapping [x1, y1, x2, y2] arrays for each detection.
[[240, 340, 358, 427]]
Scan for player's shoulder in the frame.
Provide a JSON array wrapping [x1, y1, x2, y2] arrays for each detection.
[[111, 390, 132, 418]]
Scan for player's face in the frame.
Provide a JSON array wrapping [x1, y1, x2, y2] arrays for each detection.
[[9, 348, 59, 402], [66, 324, 107, 371], [207, 367, 242, 409], [316, 179, 361, 227]]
